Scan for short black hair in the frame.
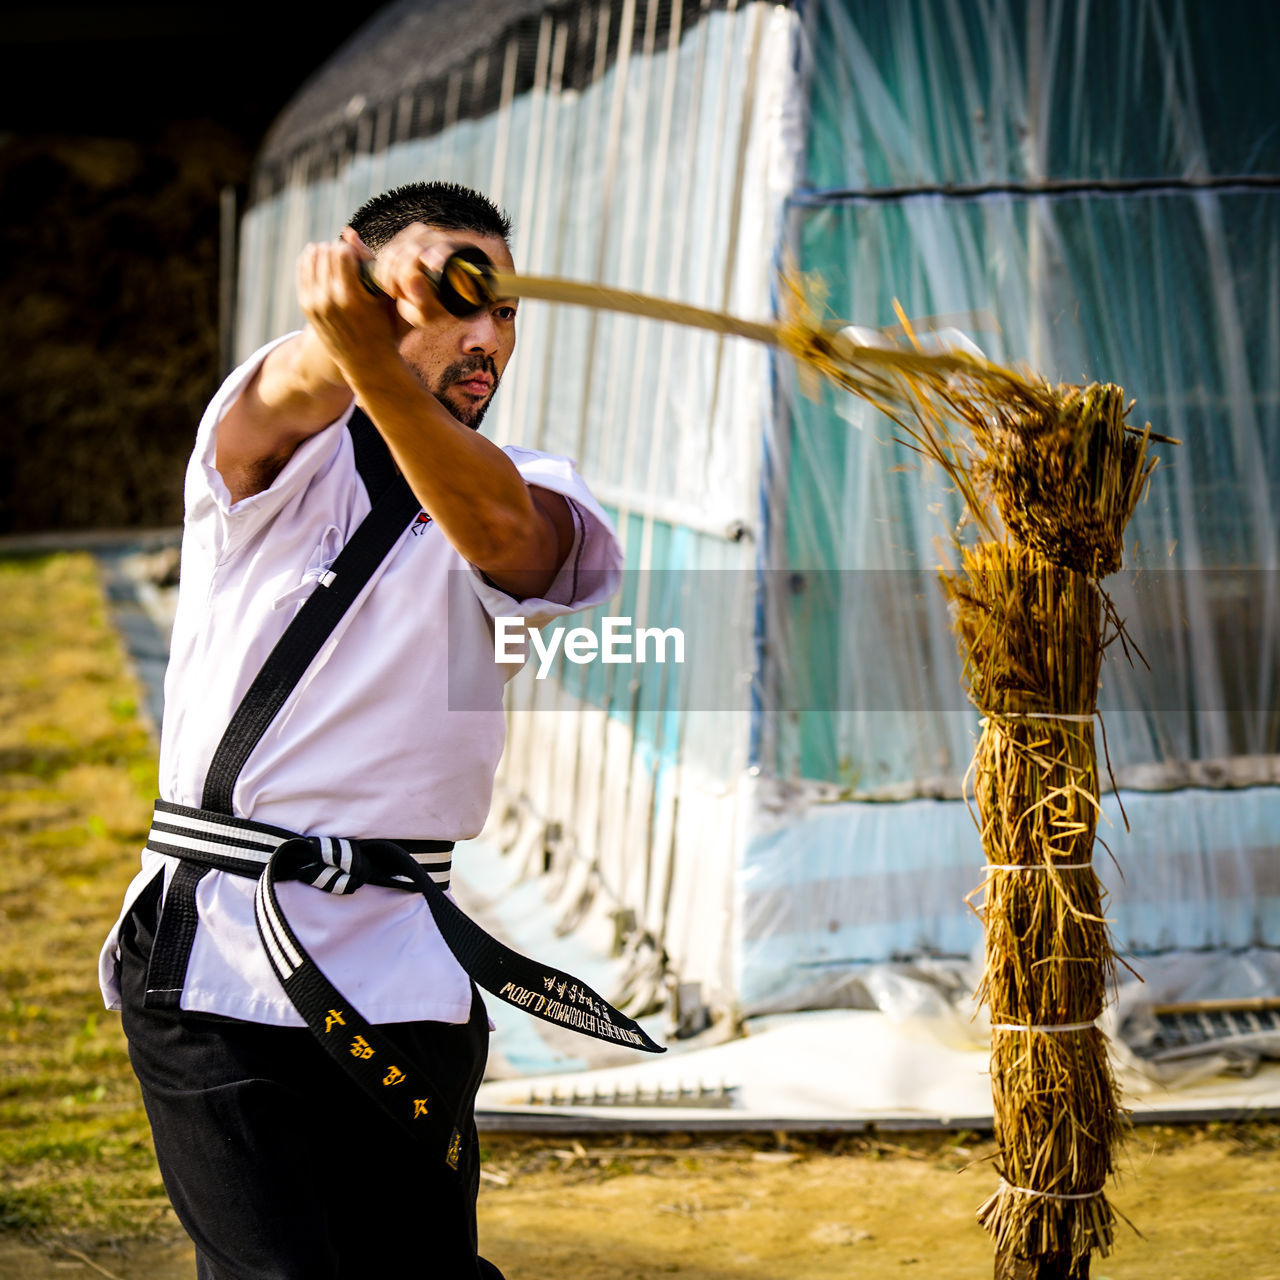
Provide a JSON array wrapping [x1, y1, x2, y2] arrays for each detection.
[[348, 181, 512, 251]]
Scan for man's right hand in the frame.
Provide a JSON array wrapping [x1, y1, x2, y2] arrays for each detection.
[[296, 235, 404, 391]]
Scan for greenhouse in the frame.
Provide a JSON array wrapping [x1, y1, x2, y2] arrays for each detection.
[[235, 0, 1280, 1030]]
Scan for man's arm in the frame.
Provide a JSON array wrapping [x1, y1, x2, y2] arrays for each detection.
[[215, 227, 573, 600], [319, 333, 572, 602]]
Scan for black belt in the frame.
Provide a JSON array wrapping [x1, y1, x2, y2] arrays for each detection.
[[141, 802, 664, 1164]]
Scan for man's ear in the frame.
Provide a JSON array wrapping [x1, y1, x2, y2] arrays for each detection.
[[340, 226, 369, 251]]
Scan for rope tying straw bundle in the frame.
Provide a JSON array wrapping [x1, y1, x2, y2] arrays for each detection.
[[991, 1021, 1098, 1033], [999, 1180, 1106, 1202], [982, 863, 1093, 871], [982, 711, 1098, 723]]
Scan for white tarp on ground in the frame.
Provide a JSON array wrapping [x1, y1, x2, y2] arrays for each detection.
[[475, 1011, 1280, 1130]]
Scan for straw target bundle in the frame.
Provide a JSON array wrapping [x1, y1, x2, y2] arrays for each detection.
[[946, 543, 1122, 1275], [774, 278, 1165, 1276], [929, 379, 1158, 1278]]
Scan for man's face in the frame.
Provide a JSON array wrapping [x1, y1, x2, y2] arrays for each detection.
[[392, 230, 517, 430]]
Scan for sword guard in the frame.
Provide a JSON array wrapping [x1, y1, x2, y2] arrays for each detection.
[[426, 245, 498, 317]]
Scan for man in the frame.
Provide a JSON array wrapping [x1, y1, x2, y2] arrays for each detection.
[[98, 182, 627, 1279]]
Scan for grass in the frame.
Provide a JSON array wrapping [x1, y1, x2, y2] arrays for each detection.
[[0, 553, 169, 1235]]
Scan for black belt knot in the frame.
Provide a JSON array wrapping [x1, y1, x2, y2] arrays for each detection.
[[273, 835, 457, 897], [275, 835, 367, 895]]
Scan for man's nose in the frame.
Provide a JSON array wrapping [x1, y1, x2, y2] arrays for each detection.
[[462, 312, 499, 356]]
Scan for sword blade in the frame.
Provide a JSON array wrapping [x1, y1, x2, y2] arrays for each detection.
[[485, 268, 786, 349]]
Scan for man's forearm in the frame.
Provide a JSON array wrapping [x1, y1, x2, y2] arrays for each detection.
[[348, 352, 551, 572]]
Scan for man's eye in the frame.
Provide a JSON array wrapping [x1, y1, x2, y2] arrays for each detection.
[[494, 306, 517, 322]]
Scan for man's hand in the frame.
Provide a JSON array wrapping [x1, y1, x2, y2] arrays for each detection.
[[300, 224, 473, 377], [355, 223, 466, 332], [295, 235, 401, 380]]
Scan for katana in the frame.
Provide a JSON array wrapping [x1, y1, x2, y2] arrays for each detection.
[[359, 249, 1178, 444], [358, 248, 980, 380]]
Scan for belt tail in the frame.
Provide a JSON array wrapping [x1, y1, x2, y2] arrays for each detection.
[[362, 841, 666, 1055], [253, 854, 467, 1167]]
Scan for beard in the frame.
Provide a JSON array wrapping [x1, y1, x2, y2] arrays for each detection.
[[432, 354, 500, 430]]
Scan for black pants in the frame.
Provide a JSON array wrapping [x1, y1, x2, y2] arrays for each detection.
[[119, 875, 505, 1280]]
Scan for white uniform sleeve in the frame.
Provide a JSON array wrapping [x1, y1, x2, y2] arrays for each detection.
[[184, 333, 353, 561], [465, 446, 623, 625]]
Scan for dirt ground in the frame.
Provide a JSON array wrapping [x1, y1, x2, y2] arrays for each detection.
[[1, 1125, 1276, 1280]]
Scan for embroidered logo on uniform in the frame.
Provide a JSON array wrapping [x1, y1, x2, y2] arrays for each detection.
[[411, 511, 433, 536]]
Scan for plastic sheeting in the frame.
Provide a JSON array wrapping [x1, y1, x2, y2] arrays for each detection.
[[775, 192, 1280, 786], [772, 0, 1280, 790], [805, 0, 1280, 189], [740, 783, 1280, 1016], [743, 0, 1279, 1003], [481, 0, 807, 1015]]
